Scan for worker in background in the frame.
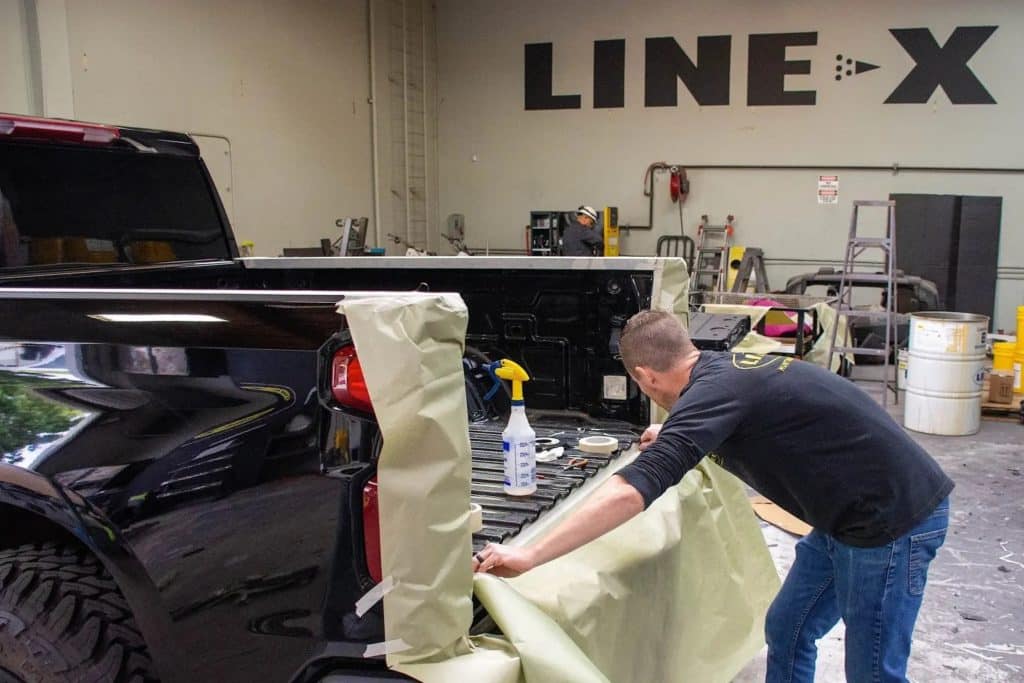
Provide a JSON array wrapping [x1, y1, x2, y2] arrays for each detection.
[[474, 310, 953, 683], [561, 205, 603, 256]]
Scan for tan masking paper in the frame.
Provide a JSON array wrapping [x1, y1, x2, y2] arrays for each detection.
[[340, 293, 474, 663], [651, 257, 689, 424], [652, 257, 690, 324], [342, 282, 778, 682], [509, 460, 780, 683]]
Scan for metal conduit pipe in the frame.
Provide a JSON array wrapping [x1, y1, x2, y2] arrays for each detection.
[[622, 161, 1024, 232]]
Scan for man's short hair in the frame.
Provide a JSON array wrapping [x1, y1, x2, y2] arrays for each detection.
[[619, 310, 693, 372]]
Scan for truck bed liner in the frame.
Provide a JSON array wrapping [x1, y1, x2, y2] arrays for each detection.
[[469, 422, 637, 553]]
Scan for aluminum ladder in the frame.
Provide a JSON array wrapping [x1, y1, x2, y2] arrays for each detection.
[[729, 247, 770, 293], [689, 215, 734, 293], [826, 200, 898, 407]]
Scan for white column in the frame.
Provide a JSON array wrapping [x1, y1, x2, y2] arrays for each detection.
[[32, 0, 75, 118]]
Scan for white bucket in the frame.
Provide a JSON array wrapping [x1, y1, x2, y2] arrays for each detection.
[[904, 312, 988, 436]]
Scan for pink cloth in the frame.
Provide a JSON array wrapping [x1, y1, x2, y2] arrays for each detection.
[[749, 298, 813, 337]]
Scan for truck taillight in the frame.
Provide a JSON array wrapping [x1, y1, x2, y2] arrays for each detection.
[[0, 114, 121, 144], [331, 345, 373, 413], [363, 477, 382, 583]]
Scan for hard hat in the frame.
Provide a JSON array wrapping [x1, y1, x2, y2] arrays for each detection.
[[577, 206, 598, 222]]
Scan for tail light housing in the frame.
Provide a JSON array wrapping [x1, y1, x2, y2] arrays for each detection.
[[363, 477, 383, 583], [331, 345, 374, 414], [0, 114, 121, 144]]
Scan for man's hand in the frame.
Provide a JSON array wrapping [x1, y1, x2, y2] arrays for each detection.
[[471, 476, 645, 579], [473, 543, 537, 578], [639, 423, 663, 451]]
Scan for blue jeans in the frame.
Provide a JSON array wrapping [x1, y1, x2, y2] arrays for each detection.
[[765, 499, 949, 683]]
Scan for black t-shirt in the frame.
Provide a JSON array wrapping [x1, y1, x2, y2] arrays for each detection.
[[617, 351, 954, 547]]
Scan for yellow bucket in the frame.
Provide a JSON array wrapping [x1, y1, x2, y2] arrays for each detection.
[[993, 341, 1016, 373], [1018, 305, 1024, 351]]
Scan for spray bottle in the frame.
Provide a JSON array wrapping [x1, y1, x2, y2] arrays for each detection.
[[489, 359, 536, 496]]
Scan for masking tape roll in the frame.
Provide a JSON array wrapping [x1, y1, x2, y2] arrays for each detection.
[[578, 435, 618, 454], [469, 503, 483, 533]]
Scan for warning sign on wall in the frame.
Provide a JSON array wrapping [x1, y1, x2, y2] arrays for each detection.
[[818, 175, 839, 204]]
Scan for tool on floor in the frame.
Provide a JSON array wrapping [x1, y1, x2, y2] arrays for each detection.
[[560, 457, 590, 472], [690, 215, 734, 293], [487, 359, 537, 496], [826, 200, 898, 407]]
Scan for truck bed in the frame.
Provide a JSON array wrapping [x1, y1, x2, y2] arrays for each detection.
[[469, 421, 638, 553]]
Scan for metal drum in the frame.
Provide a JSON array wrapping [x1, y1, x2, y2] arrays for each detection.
[[904, 312, 988, 436]]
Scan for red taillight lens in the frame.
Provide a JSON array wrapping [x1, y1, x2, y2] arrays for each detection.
[[363, 477, 382, 583], [331, 345, 374, 413], [0, 114, 121, 144]]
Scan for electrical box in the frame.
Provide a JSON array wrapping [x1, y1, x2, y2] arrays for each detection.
[[603, 206, 619, 257]]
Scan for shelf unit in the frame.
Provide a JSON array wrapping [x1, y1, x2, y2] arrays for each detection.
[[529, 211, 562, 255]]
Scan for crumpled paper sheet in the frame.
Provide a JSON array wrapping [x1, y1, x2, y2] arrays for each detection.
[[508, 459, 780, 683]]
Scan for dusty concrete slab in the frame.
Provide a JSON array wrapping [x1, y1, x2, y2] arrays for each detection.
[[734, 402, 1023, 682]]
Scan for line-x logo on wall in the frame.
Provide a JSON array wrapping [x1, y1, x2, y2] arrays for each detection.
[[524, 27, 998, 109]]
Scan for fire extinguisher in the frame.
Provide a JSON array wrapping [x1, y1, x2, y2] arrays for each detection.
[[669, 166, 689, 203]]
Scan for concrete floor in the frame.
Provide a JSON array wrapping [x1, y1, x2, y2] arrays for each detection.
[[735, 381, 1023, 682]]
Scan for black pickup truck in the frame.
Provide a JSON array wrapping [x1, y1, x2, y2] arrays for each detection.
[[0, 115, 675, 682]]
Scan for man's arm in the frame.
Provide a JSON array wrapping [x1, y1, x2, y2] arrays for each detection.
[[476, 375, 744, 577], [473, 474, 644, 577], [582, 228, 603, 248]]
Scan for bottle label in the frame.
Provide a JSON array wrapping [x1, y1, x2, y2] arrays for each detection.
[[503, 438, 535, 490]]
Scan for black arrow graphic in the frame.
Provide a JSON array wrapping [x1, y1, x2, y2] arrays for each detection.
[[855, 61, 880, 74]]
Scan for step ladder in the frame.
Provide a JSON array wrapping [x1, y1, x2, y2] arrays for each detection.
[[689, 215, 734, 293], [729, 247, 770, 293], [826, 200, 898, 407]]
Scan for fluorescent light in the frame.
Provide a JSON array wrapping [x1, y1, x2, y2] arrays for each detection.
[[88, 313, 227, 323]]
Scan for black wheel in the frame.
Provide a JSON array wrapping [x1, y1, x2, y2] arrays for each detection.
[[0, 542, 158, 682]]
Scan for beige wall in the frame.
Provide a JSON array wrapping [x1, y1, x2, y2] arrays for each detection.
[[0, 0, 35, 115], [436, 0, 1024, 329], [63, 0, 374, 257], [369, 0, 441, 254]]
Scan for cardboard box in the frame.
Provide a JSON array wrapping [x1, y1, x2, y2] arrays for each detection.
[[989, 373, 1015, 404]]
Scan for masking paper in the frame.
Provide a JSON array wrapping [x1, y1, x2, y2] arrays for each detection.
[[343, 287, 780, 683], [340, 293, 474, 663], [652, 257, 690, 324], [508, 458, 780, 682]]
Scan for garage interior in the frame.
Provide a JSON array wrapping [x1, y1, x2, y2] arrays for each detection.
[[1, 0, 1022, 681]]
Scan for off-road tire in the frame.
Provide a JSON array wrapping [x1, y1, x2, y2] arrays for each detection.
[[0, 542, 158, 682]]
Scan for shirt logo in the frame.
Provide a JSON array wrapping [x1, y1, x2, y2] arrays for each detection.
[[731, 353, 794, 372]]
